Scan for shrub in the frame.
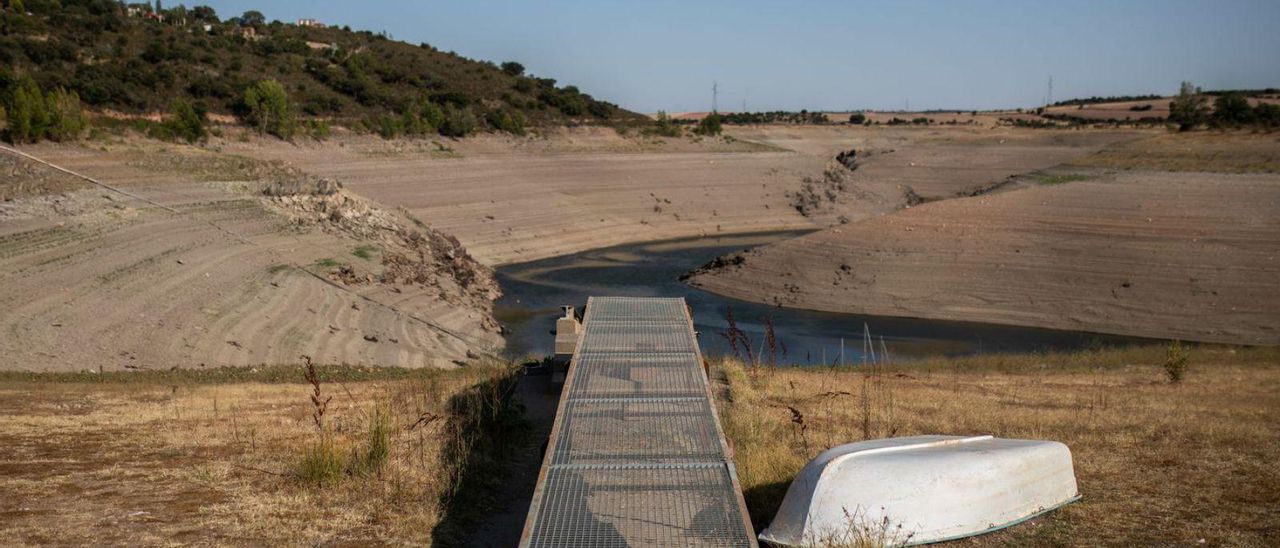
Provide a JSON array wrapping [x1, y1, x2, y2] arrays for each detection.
[[1211, 93, 1254, 127], [1255, 103, 1280, 129], [304, 118, 331, 140], [648, 111, 682, 137], [500, 61, 524, 76], [485, 108, 525, 135], [848, 112, 866, 125], [439, 105, 476, 137], [694, 112, 722, 136], [587, 100, 615, 118], [243, 79, 296, 139], [163, 98, 207, 143], [558, 94, 586, 116], [373, 112, 402, 139], [420, 100, 445, 130]]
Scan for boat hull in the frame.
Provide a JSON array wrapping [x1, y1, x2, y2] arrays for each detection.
[[759, 435, 1079, 546]]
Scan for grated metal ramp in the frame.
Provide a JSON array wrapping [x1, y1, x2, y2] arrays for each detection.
[[521, 297, 756, 547]]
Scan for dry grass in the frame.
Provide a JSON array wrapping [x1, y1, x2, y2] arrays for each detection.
[[0, 361, 522, 545], [714, 345, 1280, 546], [1070, 131, 1280, 173]]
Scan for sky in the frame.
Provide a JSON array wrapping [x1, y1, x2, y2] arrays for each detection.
[[195, 0, 1280, 113]]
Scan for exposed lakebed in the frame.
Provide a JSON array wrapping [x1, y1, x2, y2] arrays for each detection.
[[494, 231, 1137, 364]]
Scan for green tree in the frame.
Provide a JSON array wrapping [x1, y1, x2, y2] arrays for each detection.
[[240, 9, 265, 27], [244, 79, 296, 139], [848, 112, 866, 125], [165, 98, 207, 143], [500, 61, 524, 76], [44, 88, 85, 142], [11, 0, 26, 13], [3, 74, 48, 144], [694, 111, 722, 136], [1211, 93, 1254, 127], [192, 5, 217, 22], [1168, 81, 1208, 131]]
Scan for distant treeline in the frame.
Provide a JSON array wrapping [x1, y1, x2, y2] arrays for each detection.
[[710, 111, 831, 125], [1052, 88, 1279, 108], [1051, 94, 1163, 107]]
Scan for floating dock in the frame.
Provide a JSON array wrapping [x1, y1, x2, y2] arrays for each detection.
[[520, 296, 756, 547]]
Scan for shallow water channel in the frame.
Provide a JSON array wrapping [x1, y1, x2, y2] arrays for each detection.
[[494, 231, 1136, 365]]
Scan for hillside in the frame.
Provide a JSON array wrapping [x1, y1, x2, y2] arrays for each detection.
[[0, 1, 643, 128]]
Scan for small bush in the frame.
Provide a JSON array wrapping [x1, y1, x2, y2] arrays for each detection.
[[485, 108, 525, 135], [848, 112, 866, 125], [1164, 340, 1189, 384], [500, 61, 524, 76], [164, 98, 208, 143], [694, 112, 723, 136], [304, 119, 331, 140], [646, 111, 683, 137], [439, 105, 476, 137]]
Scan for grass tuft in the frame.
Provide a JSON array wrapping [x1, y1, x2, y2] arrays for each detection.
[[296, 436, 345, 487], [352, 245, 379, 260], [1031, 172, 1094, 185]]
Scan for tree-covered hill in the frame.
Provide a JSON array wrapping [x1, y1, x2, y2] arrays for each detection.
[[0, 0, 644, 134]]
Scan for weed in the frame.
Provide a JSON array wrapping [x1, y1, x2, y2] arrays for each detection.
[[811, 506, 914, 548], [1164, 340, 1189, 384], [301, 355, 331, 431], [350, 406, 391, 476], [314, 257, 341, 268]]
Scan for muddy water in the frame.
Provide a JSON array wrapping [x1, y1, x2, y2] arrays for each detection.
[[494, 231, 1137, 364]]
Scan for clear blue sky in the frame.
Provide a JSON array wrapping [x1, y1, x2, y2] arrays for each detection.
[[195, 0, 1280, 113]]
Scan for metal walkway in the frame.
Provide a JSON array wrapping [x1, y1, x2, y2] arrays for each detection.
[[520, 297, 756, 547]]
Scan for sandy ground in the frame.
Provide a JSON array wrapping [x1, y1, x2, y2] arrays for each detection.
[[225, 126, 1135, 265], [688, 169, 1280, 345], [0, 145, 500, 372], [0, 126, 1244, 373]]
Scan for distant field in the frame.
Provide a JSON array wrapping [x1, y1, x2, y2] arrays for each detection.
[[1069, 131, 1280, 173], [714, 345, 1280, 546]]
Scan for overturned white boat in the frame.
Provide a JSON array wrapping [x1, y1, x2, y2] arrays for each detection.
[[759, 435, 1079, 547]]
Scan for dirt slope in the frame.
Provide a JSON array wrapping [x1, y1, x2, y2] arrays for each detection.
[[0, 145, 500, 372], [227, 127, 1136, 265], [688, 171, 1280, 345]]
